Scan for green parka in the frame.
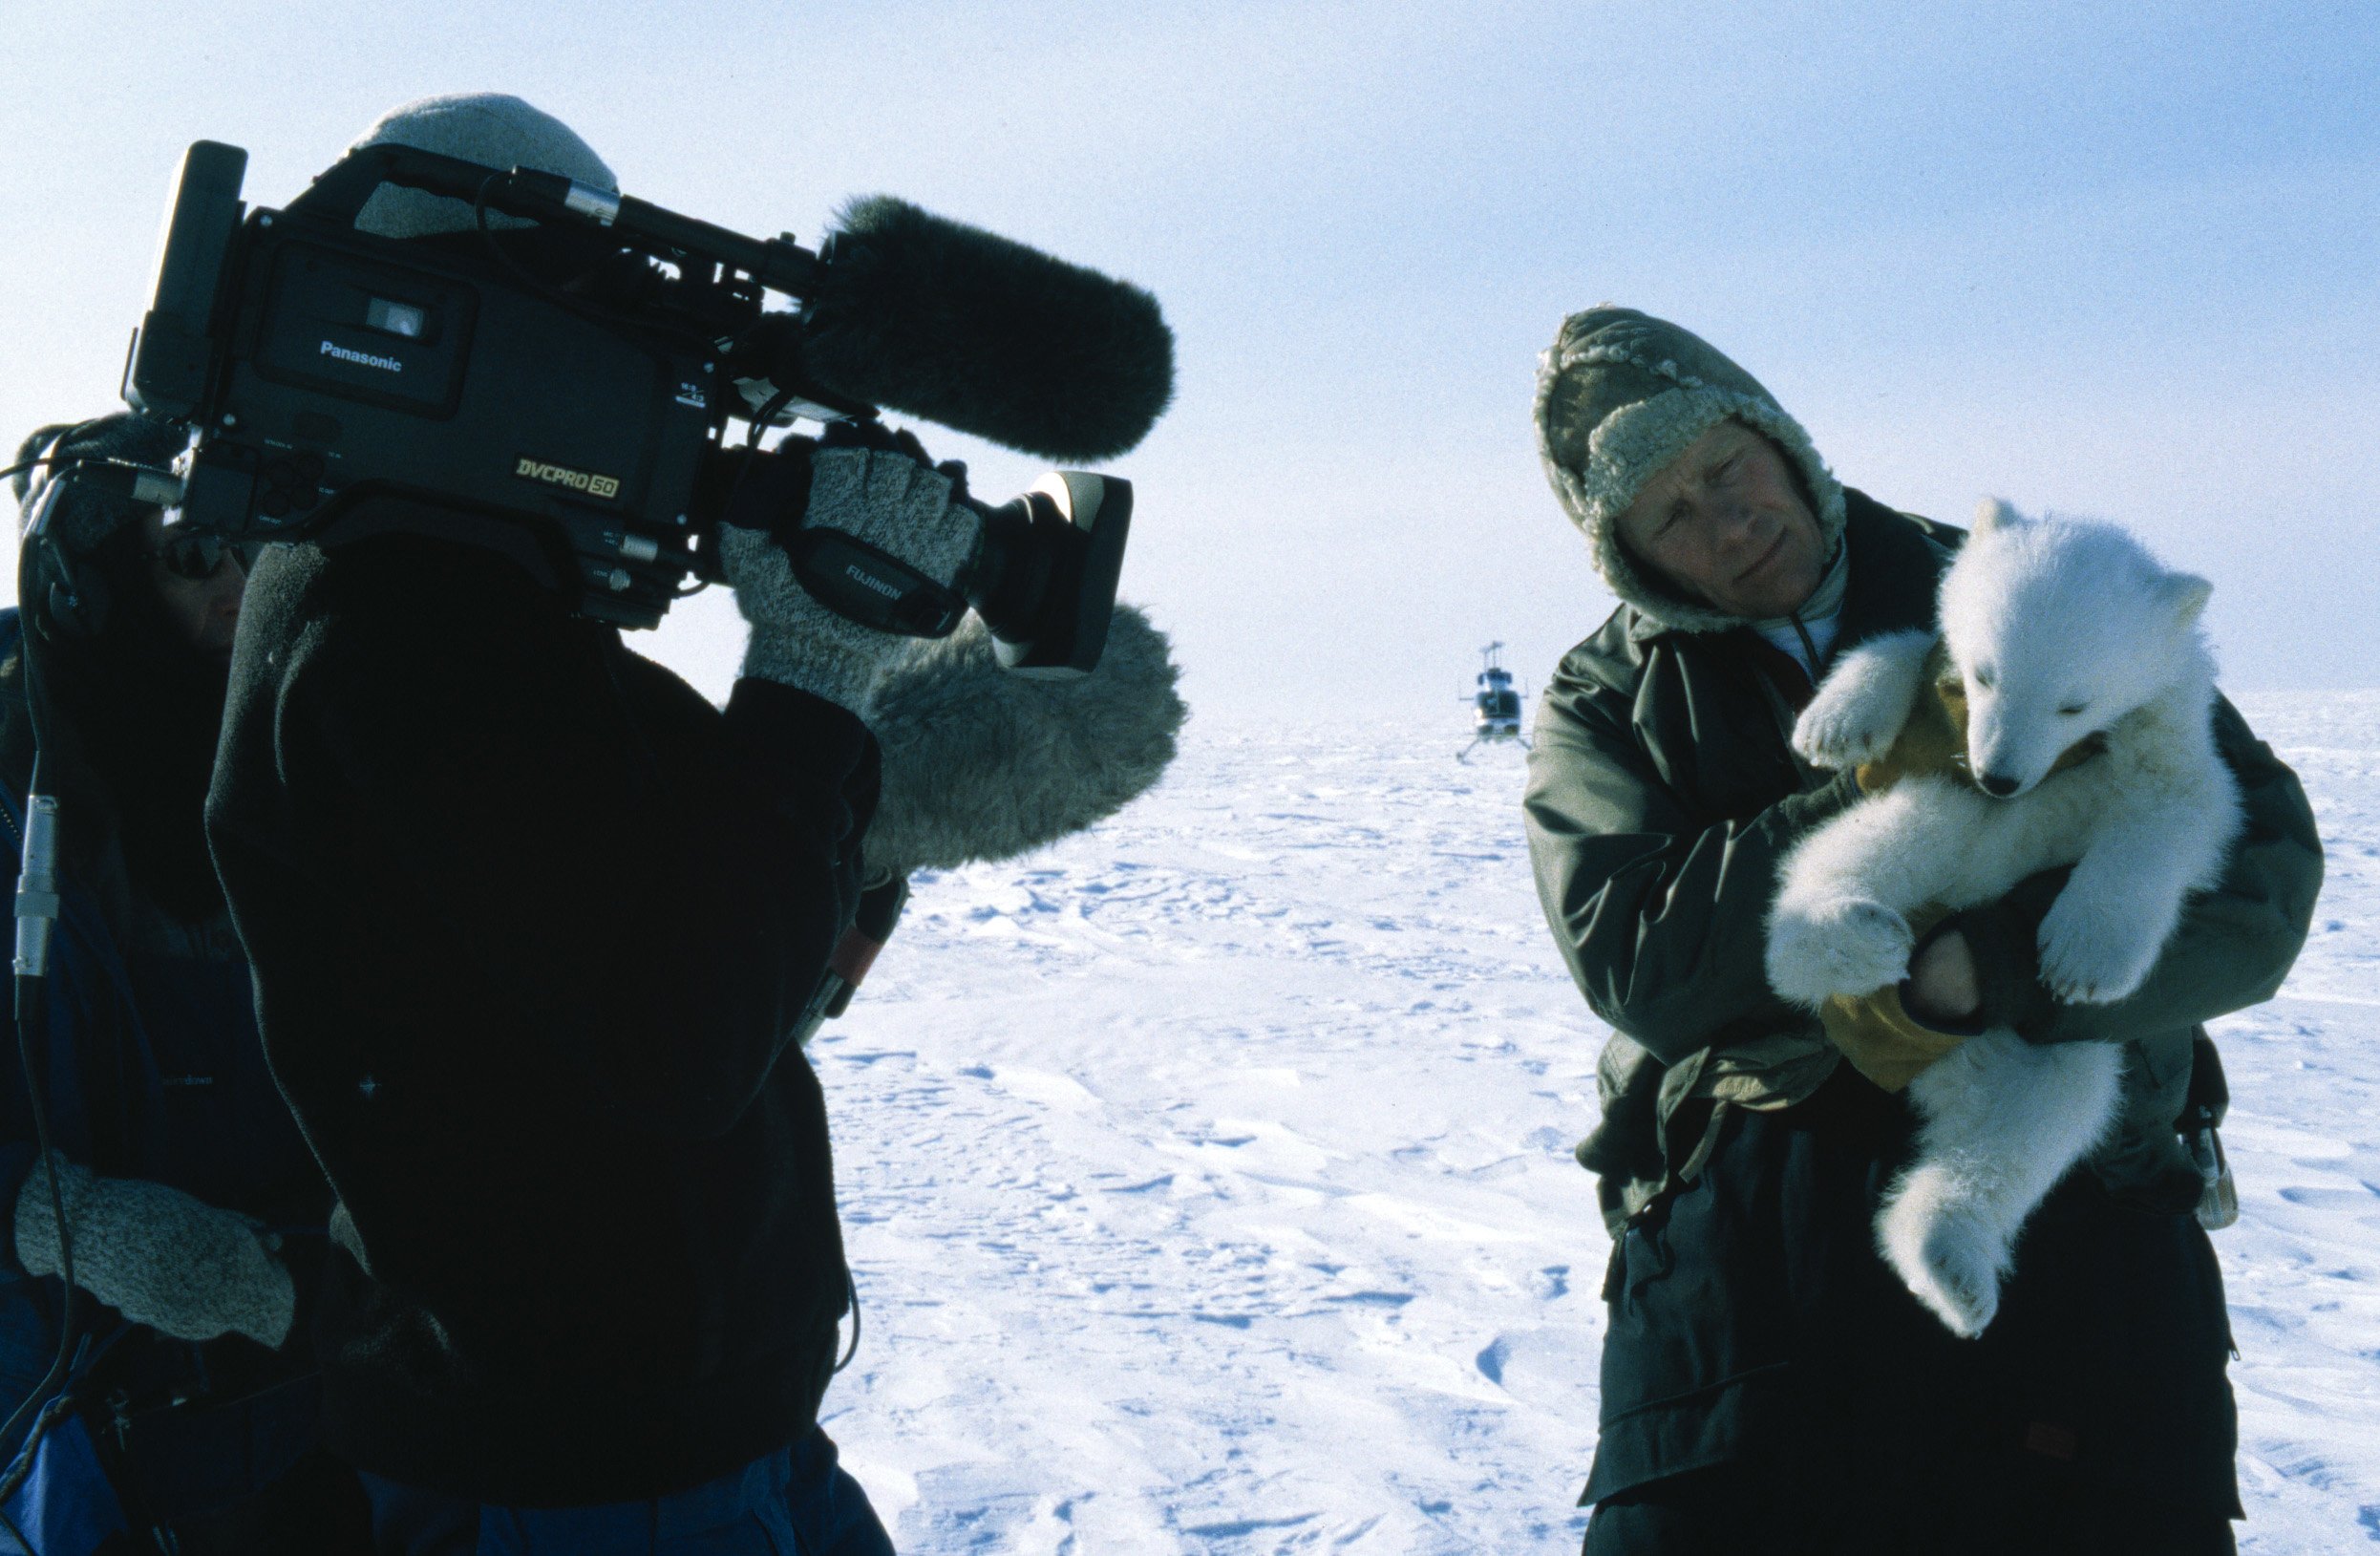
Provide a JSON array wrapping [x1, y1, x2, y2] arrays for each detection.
[[1524, 492, 2324, 1237]]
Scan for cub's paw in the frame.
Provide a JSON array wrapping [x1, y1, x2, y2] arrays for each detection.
[[2036, 892, 2161, 1005], [1792, 683, 1906, 771], [1877, 1168, 2008, 1339], [1766, 897, 1913, 1006]]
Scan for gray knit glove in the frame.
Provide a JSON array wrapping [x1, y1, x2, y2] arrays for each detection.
[[12, 1155, 296, 1349], [719, 442, 984, 714]]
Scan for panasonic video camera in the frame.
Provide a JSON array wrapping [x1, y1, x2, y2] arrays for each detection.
[[113, 140, 1174, 671]]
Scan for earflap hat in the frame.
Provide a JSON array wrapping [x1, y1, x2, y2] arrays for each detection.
[[1535, 306, 1846, 633], [348, 92, 616, 241]]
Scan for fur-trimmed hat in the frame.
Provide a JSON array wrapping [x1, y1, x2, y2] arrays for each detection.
[[1534, 306, 1845, 633], [348, 93, 615, 240]]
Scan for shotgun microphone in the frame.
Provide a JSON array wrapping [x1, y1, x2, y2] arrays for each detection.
[[796, 197, 1174, 465]]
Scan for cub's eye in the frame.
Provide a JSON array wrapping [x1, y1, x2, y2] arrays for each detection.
[[1973, 668, 1994, 690], [2058, 702, 2089, 717]]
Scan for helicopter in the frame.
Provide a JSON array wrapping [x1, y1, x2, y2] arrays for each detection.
[[1458, 642, 1529, 761]]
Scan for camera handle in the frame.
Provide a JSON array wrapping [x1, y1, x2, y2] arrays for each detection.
[[286, 144, 824, 300]]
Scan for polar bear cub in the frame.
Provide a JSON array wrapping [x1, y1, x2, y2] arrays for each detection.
[[1767, 500, 2242, 1337]]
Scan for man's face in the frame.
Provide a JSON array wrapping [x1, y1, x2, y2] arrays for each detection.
[[1612, 420, 1827, 620], [137, 512, 248, 660]]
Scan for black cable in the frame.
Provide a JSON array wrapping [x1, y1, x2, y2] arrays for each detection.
[[834, 1268, 861, 1374], [0, 803, 79, 1510], [472, 174, 620, 330], [0, 455, 63, 490], [747, 385, 797, 450], [0, 529, 86, 1513], [470, 172, 725, 356], [709, 383, 801, 539]]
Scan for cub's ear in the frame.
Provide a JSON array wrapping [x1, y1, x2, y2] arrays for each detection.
[[1972, 498, 2023, 534], [2161, 571, 2214, 625]]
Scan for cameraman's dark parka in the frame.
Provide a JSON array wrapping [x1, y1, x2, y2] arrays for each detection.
[[205, 524, 879, 1504]]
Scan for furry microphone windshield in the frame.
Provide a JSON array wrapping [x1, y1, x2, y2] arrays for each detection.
[[801, 198, 1175, 464]]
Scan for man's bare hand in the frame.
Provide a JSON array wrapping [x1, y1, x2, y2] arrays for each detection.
[[1904, 928, 1980, 1025]]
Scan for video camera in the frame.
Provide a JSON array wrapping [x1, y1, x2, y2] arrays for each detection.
[[106, 139, 1175, 671]]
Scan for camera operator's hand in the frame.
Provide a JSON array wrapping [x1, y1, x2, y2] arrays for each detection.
[[12, 1154, 297, 1349], [861, 603, 1185, 880], [718, 423, 983, 713]]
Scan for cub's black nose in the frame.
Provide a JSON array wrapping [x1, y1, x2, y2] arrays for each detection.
[[1978, 773, 2022, 799]]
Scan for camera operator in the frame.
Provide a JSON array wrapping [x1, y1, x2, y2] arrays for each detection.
[[2, 414, 369, 1552], [192, 89, 1153, 1555]]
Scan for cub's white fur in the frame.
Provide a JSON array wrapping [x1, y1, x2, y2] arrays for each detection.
[[1767, 500, 2242, 1337]]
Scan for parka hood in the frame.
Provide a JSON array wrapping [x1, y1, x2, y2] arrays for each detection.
[[1535, 306, 1846, 634]]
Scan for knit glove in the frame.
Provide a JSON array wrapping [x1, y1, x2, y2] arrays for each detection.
[[12, 1155, 296, 1350], [718, 431, 983, 714]]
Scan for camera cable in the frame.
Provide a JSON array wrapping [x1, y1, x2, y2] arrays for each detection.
[[0, 455, 64, 497], [472, 173, 615, 329], [835, 1268, 861, 1376], [0, 501, 94, 1543], [0, 760, 83, 1537]]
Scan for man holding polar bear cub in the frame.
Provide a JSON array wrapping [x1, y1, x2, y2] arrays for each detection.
[[1522, 306, 2321, 1554]]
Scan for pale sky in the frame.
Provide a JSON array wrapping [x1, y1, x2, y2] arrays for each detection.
[[4, 2, 2371, 719]]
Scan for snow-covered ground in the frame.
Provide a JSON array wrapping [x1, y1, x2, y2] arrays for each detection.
[[812, 691, 2380, 1553], [2210, 693, 2380, 1554]]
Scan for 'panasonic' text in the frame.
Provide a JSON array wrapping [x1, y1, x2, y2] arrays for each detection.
[[320, 340, 404, 373]]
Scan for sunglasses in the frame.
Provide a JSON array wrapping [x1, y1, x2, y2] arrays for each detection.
[[148, 533, 263, 581]]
